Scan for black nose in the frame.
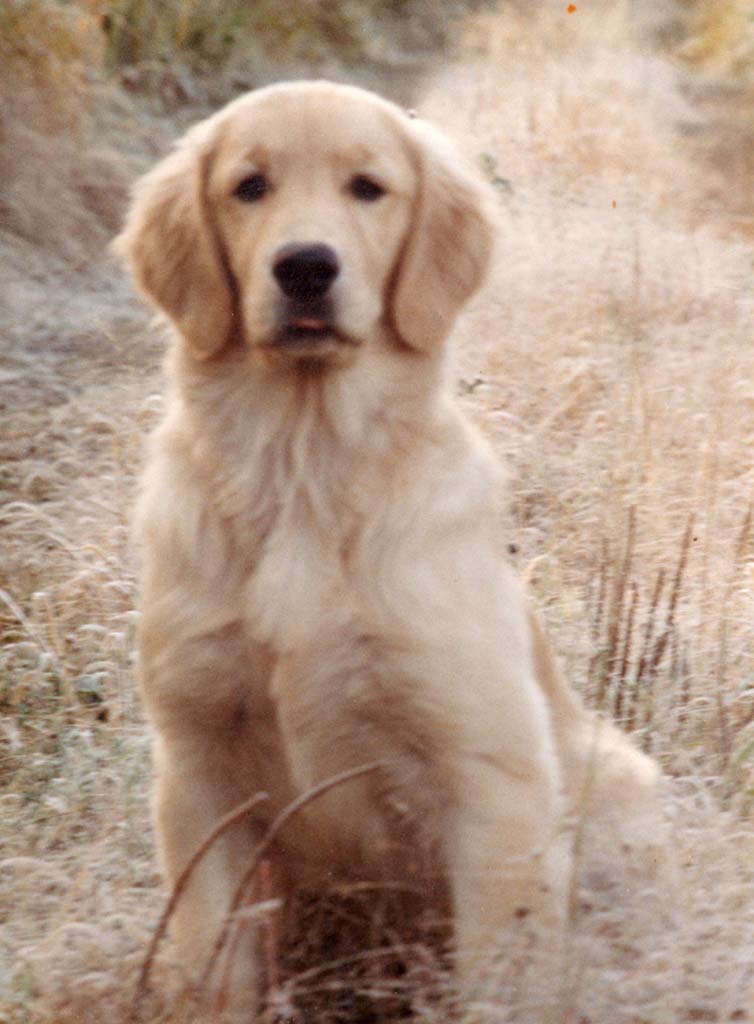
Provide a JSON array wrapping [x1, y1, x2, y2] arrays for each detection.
[[273, 243, 340, 302]]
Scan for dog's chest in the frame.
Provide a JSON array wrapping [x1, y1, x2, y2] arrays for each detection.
[[243, 493, 354, 650]]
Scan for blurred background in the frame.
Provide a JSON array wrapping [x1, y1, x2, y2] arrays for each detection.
[[3, 0, 754, 381]]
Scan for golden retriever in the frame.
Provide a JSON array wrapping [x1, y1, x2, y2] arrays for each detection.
[[116, 80, 658, 1017]]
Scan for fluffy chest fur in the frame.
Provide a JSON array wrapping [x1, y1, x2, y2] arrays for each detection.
[[157, 347, 482, 655]]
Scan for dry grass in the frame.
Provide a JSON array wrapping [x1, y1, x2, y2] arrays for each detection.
[[3, 2, 754, 1021], [678, 0, 754, 78], [432, 0, 754, 784]]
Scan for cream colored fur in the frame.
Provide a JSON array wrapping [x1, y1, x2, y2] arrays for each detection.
[[116, 80, 658, 1016]]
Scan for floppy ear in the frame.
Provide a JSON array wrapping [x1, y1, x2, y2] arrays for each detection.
[[392, 123, 496, 352], [114, 126, 234, 360]]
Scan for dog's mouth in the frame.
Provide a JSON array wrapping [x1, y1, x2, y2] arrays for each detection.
[[262, 308, 357, 364], [279, 315, 334, 345]]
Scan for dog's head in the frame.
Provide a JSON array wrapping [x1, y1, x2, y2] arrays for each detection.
[[116, 81, 495, 369]]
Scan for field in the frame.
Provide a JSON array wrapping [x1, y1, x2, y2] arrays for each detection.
[[2, 2, 754, 1021]]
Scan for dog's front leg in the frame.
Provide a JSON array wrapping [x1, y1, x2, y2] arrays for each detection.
[[444, 753, 570, 1017], [140, 619, 280, 1020], [399, 619, 571, 1016], [152, 732, 262, 1019]]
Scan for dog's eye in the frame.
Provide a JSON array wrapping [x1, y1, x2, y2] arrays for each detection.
[[234, 173, 268, 202], [349, 175, 385, 202]]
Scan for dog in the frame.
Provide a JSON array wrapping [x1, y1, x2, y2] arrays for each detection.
[[116, 80, 659, 1017]]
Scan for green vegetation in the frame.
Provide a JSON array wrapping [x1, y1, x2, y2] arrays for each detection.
[[0, 0, 475, 84]]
